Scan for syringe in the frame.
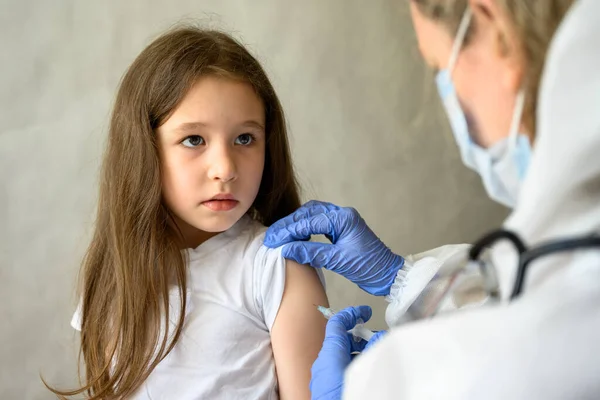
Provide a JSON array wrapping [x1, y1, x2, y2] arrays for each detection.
[[316, 305, 375, 341]]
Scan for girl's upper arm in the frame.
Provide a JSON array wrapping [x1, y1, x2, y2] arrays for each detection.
[[270, 260, 329, 400]]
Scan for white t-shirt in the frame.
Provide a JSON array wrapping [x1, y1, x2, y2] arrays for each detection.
[[72, 216, 287, 399]]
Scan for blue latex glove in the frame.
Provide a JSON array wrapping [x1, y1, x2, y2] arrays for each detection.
[[364, 330, 387, 351], [310, 306, 373, 400], [264, 200, 404, 296]]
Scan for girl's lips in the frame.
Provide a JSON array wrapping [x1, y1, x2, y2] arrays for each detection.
[[209, 193, 236, 201], [201, 199, 239, 211]]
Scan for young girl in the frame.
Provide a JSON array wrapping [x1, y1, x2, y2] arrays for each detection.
[[49, 26, 328, 399]]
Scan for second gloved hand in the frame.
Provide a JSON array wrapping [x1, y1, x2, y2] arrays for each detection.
[[264, 200, 404, 296], [310, 306, 373, 400]]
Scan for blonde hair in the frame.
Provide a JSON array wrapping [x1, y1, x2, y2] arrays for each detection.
[[45, 26, 301, 399], [412, 0, 575, 135]]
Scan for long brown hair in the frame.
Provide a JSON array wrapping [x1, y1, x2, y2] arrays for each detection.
[[46, 26, 300, 399]]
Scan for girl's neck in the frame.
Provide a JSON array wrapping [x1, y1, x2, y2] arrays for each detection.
[[183, 229, 219, 250], [171, 214, 220, 250]]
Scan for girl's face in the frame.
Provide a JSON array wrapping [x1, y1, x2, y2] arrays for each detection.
[[158, 76, 266, 248]]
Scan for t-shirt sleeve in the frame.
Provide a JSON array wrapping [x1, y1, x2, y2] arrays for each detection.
[[253, 241, 287, 332]]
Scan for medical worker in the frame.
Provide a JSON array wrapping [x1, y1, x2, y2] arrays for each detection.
[[264, 0, 600, 398]]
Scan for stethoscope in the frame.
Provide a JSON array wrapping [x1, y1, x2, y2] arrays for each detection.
[[413, 229, 600, 319], [469, 229, 600, 300]]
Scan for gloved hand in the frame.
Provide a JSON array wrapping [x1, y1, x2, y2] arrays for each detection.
[[264, 200, 404, 296], [364, 330, 387, 351], [310, 306, 373, 400]]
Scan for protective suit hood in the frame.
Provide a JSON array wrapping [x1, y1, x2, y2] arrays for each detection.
[[497, 0, 600, 296]]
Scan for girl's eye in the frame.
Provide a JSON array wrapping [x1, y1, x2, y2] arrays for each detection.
[[181, 135, 205, 148], [235, 133, 255, 146]]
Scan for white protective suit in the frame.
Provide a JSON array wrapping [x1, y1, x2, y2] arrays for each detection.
[[346, 0, 600, 398]]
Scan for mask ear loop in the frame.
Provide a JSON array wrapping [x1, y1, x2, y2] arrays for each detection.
[[507, 90, 526, 152], [447, 7, 473, 73]]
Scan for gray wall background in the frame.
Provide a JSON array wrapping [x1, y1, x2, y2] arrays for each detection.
[[0, 0, 507, 398]]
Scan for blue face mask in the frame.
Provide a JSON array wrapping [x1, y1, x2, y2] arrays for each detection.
[[435, 8, 532, 208]]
